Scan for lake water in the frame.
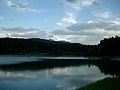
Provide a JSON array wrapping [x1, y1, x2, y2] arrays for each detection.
[[0, 56, 119, 90]]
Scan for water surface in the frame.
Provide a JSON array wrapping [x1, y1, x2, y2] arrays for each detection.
[[0, 56, 119, 90]]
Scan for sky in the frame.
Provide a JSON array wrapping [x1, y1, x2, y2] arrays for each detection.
[[0, 0, 120, 44]]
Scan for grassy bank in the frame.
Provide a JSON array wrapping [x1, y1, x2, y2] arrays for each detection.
[[77, 77, 120, 90]]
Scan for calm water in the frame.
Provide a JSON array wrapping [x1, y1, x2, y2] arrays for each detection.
[[0, 56, 119, 90]]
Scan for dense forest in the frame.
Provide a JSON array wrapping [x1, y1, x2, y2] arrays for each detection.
[[0, 36, 120, 56]]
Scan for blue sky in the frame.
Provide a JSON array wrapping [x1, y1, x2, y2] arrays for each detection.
[[0, 0, 120, 44]]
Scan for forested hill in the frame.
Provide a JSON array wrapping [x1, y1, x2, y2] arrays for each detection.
[[0, 36, 120, 56], [0, 38, 92, 56], [86, 36, 120, 56]]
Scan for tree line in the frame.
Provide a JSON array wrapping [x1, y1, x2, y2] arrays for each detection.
[[0, 36, 120, 56]]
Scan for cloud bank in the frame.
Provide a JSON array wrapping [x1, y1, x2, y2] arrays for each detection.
[[53, 19, 120, 44], [1, 27, 47, 39]]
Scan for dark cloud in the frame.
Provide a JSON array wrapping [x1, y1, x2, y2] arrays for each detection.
[[16, 2, 28, 8], [65, 0, 98, 6], [52, 29, 101, 36], [66, 0, 78, 3], [92, 1, 100, 6], [68, 20, 120, 31], [2, 27, 33, 32], [58, 2, 64, 6]]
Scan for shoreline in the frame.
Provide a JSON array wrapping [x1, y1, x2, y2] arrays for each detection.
[[77, 77, 120, 90]]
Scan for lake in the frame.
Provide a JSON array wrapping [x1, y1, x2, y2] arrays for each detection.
[[0, 56, 119, 90]]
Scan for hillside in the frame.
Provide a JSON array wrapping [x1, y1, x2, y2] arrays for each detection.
[[0, 38, 91, 56], [0, 36, 120, 56]]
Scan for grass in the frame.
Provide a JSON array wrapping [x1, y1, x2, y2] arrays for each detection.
[[77, 77, 120, 90]]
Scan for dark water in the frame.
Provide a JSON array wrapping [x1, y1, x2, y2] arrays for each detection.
[[0, 56, 119, 90]]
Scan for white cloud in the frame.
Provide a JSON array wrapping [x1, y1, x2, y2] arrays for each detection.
[[51, 30, 120, 45], [11, 31, 47, 38], [57, 0, 97, 27], [62, 12, 77, 24], [2, 0, 47, 13], [52, 29, 120, 37], [68, 20, 120, 31], [49, 34, 73, 42], [0, 33, 7, 37], [26, 8, 46, 13], [49, 34, 103, 45], [1, 27, 47, 39], [81, 0, 96, 6], [67, 35, 103, 44], [93, 11, 111, 19], [56, 22, 63, 26], [53, 19, 120, 44], [112, 18, 120, 25], [57, 12, 77, 26], [4, 0, 28, 10]]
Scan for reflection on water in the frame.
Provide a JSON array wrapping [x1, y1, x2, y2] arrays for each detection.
[[0, 65, 108, 90], [0, 56, 119, 90]]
